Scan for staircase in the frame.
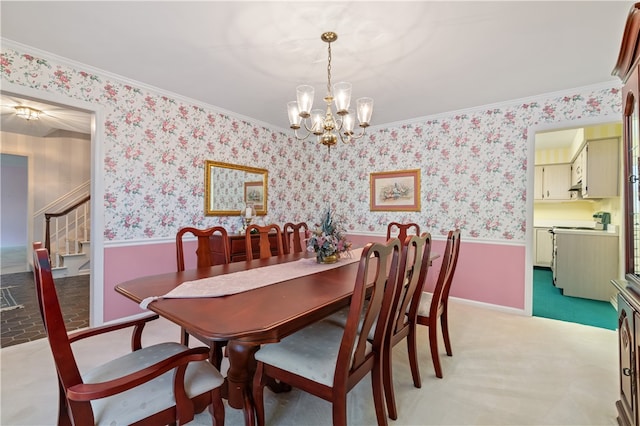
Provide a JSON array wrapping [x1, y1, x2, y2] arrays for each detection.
[[37, 184, 91, 279], [52, 235, 90, 279]]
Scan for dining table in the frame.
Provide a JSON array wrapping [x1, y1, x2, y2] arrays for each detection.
[[115, 247, 439, 426]]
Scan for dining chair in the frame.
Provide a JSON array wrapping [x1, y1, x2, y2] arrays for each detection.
[[32, 241, 73, 425], [415, 229, 461, 378], [252, 238, 402, 426], [32, 246, 226, 426], [319, 233, 433, 420], [176, 226, 230, 369], [176, 226, 230, 271], [282, 222, 309, 254], [245, 223, 284, 260], [386, 222, 420, 242], [382, 232, 432, 420]]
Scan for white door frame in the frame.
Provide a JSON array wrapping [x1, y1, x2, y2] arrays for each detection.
[[2, 81, 106, 326], [524, 112, 622, 316]]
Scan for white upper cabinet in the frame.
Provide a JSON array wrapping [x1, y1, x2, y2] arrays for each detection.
[[571, 147, 585, 187], [580, 137, 620, 199], [534, 164, 572, 200]]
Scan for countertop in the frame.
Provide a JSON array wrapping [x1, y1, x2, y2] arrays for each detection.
[[551, 228, 618, 236], [534, 219, 618, 236], [534, 219, 598, 228]]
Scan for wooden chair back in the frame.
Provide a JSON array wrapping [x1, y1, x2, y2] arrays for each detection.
[[176, 226, 229, 271], [381, 233, 432, 419], [337, 238, 401, 386], [32, 242, 70, 425], [415, 228, 461, 379], [429, 229, 461, 318], [31, 242, 45, 322], [33, 247, 92, 423], [176, 227, 231, 364], [391, 233, 432, 341], [282, 222, 309, 254], [386, 222, 420, 242], [245, 224, 284, 260]]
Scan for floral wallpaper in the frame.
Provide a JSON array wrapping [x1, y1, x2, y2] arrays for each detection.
[[1, 46, 622, 244]]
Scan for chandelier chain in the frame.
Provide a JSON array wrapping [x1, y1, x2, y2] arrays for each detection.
[[326, 42, 332, 96]]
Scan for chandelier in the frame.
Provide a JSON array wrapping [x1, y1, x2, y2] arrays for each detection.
[[15, 106, 41, 120], [287, 31, 373, 151]]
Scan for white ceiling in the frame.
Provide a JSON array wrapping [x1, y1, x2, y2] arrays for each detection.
[[0, 95, 91, 137], [0, 1, 632, 135]]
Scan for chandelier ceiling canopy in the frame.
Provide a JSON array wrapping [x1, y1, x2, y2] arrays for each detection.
[[287, 32, 373, 151]]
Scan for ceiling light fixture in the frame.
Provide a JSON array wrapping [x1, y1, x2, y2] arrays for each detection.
[[287, 31, 373, 151], [15, 106, 41, 120]]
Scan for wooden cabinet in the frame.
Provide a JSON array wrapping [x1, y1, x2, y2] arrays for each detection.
[[533, 227, 553, 267], [580, 138, 620, 199], [613, 4, 640, 424], [571, 147, 585, 187], [534, 164, 571, 200], [613, 282, 640, 426], [211, 232, 283, 263], [554, 231, 618, 301]]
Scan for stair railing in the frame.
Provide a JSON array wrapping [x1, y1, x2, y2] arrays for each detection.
[[44, 195, 90, 268]]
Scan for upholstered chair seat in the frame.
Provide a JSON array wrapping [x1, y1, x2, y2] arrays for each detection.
[[415, 292, 433, 317], [254, 321, 372, 388], [86, 342, 224, 425]]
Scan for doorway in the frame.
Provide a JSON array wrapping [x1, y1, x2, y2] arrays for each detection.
[[529, 119, 622, 329], [0, 87, 100, 337], [0, 154, 28, 274]]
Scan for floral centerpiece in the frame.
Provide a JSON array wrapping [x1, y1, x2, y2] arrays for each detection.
[[306, 208, 352, 263]]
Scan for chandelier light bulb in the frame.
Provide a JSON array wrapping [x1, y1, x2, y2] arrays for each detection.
[[356, 97, 374, 127], [296, 85, 314, 118], [287, 101, 302, 129], [333, 82, 352, 115]]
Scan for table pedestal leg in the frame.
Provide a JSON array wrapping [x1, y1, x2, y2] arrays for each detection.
[[226, 340, 258, 426]]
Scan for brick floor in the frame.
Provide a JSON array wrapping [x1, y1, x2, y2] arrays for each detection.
[[0, 272, 89, 348]]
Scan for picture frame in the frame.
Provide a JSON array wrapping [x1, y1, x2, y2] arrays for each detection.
[[370, 169, 421, 211], [244, 181, 264, 211]]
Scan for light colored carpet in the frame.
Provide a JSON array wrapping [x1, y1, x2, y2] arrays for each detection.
[[0, 301, 619, 425]]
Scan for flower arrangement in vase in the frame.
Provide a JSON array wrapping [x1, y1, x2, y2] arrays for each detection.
[[306, 208, 352, 263]]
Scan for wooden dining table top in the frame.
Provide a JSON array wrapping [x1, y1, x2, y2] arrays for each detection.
[[115, 251, 362, 344]]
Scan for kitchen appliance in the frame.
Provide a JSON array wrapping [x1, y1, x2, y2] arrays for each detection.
[[547, 211, 611, 285], [592, 211, 611, 230]]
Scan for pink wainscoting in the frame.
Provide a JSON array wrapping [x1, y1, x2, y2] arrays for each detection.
[[347, 234, 525, 309], [103, 236, 525, 322], [104, 241, 178, 322]]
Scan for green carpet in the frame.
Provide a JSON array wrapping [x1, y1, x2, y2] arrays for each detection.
[[533, 267, 617, 330]]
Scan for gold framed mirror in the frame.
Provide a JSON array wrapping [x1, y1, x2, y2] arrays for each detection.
[[204, 161, 268, 216]]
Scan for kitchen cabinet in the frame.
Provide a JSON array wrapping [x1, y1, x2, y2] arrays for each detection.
[[554, 230, 618, 301], [533, 227, 553, 267], [534, 164, 571, 200], [579, 137, 620, 199], [571, 147, 585, 187]]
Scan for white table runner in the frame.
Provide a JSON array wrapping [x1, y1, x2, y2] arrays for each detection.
[[139, 247, 363, 309]]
